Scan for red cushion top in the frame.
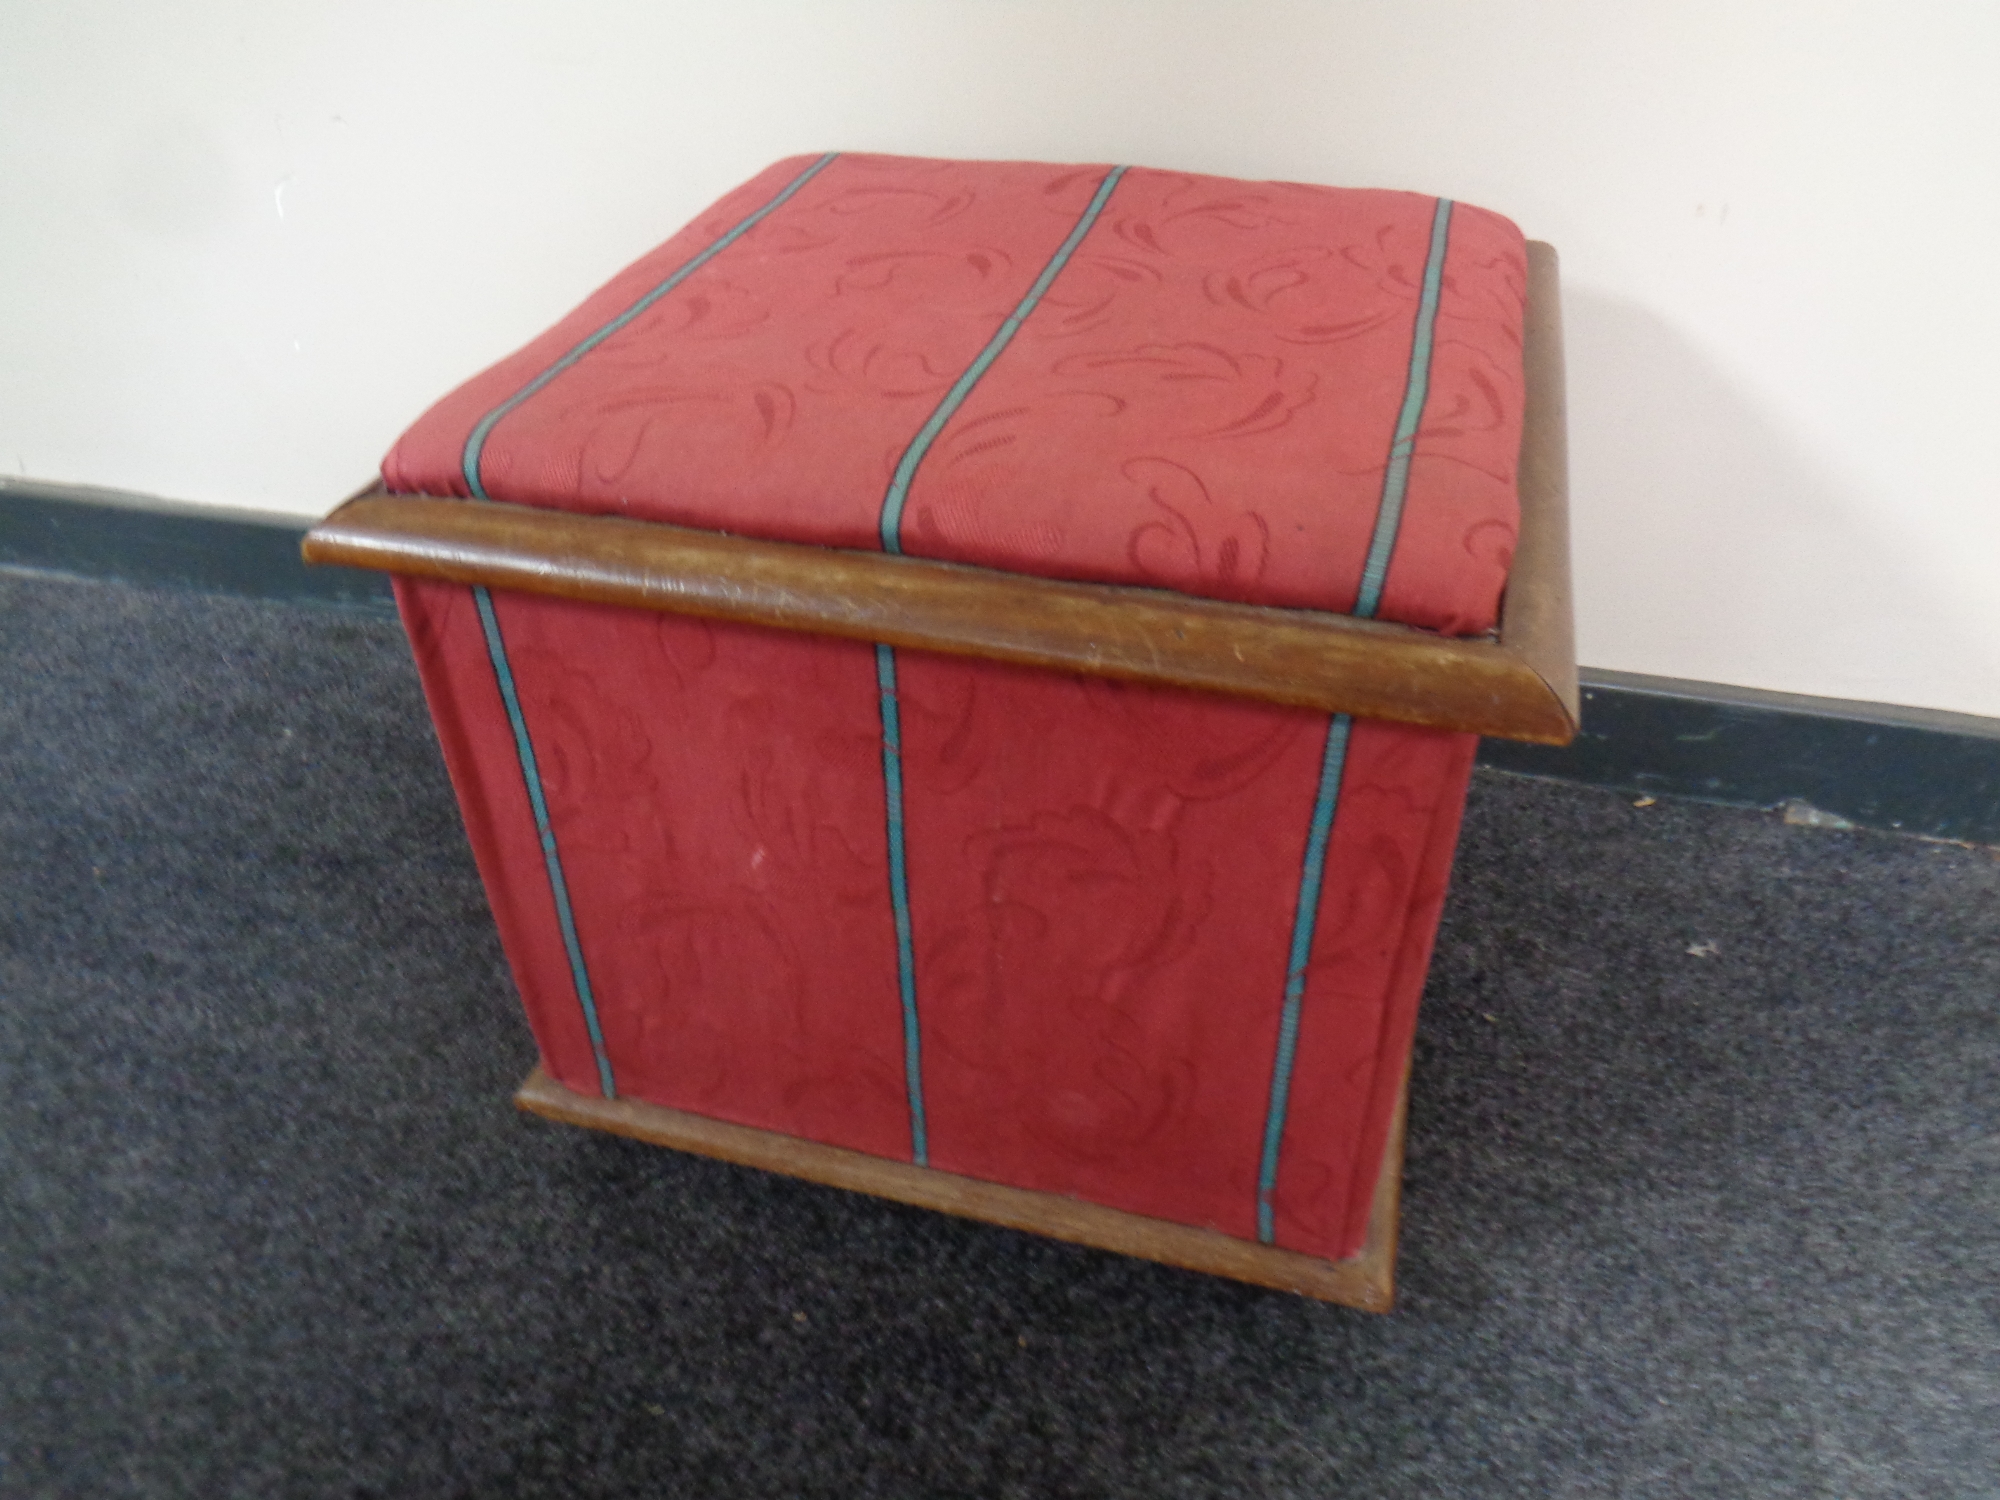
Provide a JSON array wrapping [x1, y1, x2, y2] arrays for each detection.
[[385, 153, 1529, 636]]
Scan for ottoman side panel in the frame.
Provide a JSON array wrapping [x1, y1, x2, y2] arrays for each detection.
[[393, 577, 606, 1093], [898, 652, 1326, 1243], [1266, 719, 1479, 1259], [1332, 724, 1478, 1252], [469, 597, 918, 1161]]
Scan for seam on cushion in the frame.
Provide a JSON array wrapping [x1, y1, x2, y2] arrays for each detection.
[[870, 164, 1130, 1166], [460, 151, 842, 499], [1352, 197, 1454, 621]]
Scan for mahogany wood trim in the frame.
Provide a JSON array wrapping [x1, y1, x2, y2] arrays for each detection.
[[515, 1063, 1409, 1312], [302, 245, 1576, 744], [1505, 242, 1582, 733], [306, 495, 1567, 737]]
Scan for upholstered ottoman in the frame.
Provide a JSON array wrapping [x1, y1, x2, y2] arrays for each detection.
[[306, 153, 1576, 1311]]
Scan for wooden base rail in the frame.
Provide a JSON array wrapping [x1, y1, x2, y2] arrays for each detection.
[[515, 1066, 1410, 1311]]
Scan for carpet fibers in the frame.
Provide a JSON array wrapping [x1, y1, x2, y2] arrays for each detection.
[[2, 571, 1995, 1498]]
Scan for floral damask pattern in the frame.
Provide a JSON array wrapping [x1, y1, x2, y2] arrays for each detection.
[[385, 155, 1523, 1260], [387, 153, 1526, 634]]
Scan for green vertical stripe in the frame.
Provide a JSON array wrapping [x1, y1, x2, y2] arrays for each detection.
[[870, 164, 1130, 1163], [1256, 197, 1455, 1245], [472, 584, 616, 1098], [877, 164, 1128, 554], [1256, 713, 1352, 1242], [1352, 197, 1454, 621], [875, 643, 927, 1163]]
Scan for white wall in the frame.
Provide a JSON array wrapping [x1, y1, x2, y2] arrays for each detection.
[[4, 0, 1997, 716]]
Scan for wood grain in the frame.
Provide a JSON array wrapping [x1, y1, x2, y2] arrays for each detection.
[[1505, 242, 1582, 731], [301, 244, 1577, 745], [515, 1064, 1409, 1312], [307, 494, 1570, 738]]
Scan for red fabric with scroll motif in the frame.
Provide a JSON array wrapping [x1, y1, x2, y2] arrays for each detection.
[[383, 153, 1523, 1260], [386, 153, 1526, 630]]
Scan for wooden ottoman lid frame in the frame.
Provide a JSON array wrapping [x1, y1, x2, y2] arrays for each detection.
[[305, 241, 1577, 1311]]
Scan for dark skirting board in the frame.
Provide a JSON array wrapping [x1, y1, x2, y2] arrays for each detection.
[[0, 476, 392, 613], [8, 499, 1993, 845], [1481, 669, 2000, 846]]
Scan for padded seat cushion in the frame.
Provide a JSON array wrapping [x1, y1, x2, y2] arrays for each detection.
[[385, 153, 1530, 636]]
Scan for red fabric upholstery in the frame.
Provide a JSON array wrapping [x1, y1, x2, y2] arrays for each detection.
[[387, 153, 1527, 633], [383, 154, 1524, 1260], [400, 579, 1473, 1255]]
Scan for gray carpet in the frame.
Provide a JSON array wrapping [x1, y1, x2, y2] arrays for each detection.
[[2, 569, 1995, 1499]]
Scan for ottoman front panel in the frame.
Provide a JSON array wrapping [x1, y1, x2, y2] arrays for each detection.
[[402, 568, 1471, 1260], [896, 650, 1475, 1254]]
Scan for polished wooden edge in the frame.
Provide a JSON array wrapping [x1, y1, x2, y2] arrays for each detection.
[[514, 1065, 1408, 1313], [304, 249, 1576, 745], [1504, 242, 1582, 738], [304, 492, 1574, 742]]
